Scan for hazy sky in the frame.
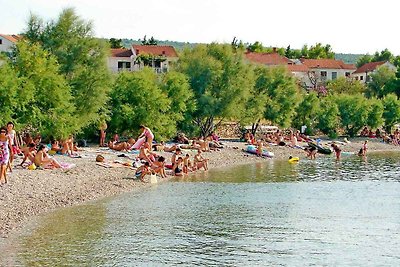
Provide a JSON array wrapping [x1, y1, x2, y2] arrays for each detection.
[[0, 0, 398, 54]]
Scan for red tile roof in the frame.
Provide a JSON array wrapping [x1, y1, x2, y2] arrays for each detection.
[[353, 61, 387, 74], [132, 45, 178, 57], [0, 34, 21, 43], [245, 51, 292, 65], [301, 59, 356, 70], [286, 64, 309, 72], [110, 48, 133, 57]]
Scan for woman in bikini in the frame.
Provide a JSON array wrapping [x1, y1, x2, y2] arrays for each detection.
[[34, 144, 62, 169], [0, 127, 13, 184], [138, 125, 154, 150]]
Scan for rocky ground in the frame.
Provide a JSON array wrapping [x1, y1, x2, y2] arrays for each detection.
[[0, 138, 398, 238]]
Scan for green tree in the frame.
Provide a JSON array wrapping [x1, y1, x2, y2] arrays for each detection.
[[292, 92, 320, 133], [247, 41, 264, 53], [177, 43, 253, 137], [382, 94, 400, 132], [366, 98, 384, 129], [12, 41, 75, 138], [366, 65, 396, 98], [336, 94, 370, 137], [326, 77, 365, 95], [109, 68, 173, 139], [356, 54, 372, 68], [317, 95, 339, 138], [0, 58, 20, 126], [24, 8, 111, 131], [372, 48, 394, 63], [109, 38, 123, 48], [263, 66, 300, 128]]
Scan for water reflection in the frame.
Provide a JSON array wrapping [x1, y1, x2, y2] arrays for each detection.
[[10, 152, 400, 266]]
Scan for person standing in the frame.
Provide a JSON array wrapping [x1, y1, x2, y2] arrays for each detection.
[[0, 127, 13, 185], [331, 143, 341, 160], [99, 121, 107, 147], [362, 140, 368, 156], [138, 125, 154, 149]]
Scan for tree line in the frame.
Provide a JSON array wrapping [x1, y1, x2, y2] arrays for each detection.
[[1, 8, 400, 141]]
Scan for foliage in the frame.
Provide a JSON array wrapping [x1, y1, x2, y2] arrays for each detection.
[[12, 41, 75, 138], [24, 8, 111, 131], [366, 65, 397, 98], [109, 38, 123, 48], [263, 66, 300, 128], [336, 94, 370, 137], [366, 98, 384, 129], [316, 95, 339, 138], [0, 58, 20, 126], [177, 43, 254, 136], [356, 54, 373, 68], [326, 77, 365, 95], [382, 94, 400, 132], [292, 92, 320, 132], [109, 69, 173, 140], [140, 35, 158, 45]]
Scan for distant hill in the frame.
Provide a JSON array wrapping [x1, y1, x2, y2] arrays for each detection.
[[120, 39, 364, 65], [335, 53, 364, 65], [122, 39, 199, 51]]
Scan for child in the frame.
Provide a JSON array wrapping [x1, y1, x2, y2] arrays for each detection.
[[256, 140, 263, 157], [362, 140, 368, 156], [305, 146, 317, 160], [183, 154, 193, 174], [331, 143, 341, 160], [173, 157, 184, 176], [135, 162, 151, 182]]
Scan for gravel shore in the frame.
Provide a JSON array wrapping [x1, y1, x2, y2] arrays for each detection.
[[1, 138, 399, 238]]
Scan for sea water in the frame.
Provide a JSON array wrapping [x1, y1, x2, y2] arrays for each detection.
[[5, 152, 400, 266]]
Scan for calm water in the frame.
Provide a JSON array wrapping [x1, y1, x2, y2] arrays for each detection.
[[4, 153, 400, 266]]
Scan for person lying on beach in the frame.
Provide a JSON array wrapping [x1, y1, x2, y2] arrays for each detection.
[[152, 156, 167, 178], [194, 150, 208, 170], [153, 141, 178, 152], [108, 140, 129, 151], [172, 157, 184, 176], [20, 143, 37, 166], [34, 144, 62, 168], [135, 162, 151, 182]]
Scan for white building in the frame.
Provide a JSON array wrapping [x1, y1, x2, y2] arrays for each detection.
[[0, 34, 20, 53], [352, 61, 397, 83], [107, 45, 179, 73]]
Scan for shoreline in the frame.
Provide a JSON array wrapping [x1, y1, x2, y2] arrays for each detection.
[[1, 138, 399, 238]]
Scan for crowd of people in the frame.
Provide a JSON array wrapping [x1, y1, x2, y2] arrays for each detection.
[[98, 125, 215, 182]]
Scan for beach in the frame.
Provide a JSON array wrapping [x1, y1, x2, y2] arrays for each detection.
[[0, 138, 399, 238]]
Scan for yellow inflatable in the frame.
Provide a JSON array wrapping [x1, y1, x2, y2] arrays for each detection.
[[28, 163, 37, 170], [288, 157, 300, 163]]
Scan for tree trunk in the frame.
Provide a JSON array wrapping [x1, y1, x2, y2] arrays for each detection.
[[251, 119, 261, 135]]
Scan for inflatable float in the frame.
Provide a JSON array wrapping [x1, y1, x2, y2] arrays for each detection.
[[308, 142, 332, 155], [288, 157, 300, 163], [245, 145, 274, 158], [131, 137, 146, 149]]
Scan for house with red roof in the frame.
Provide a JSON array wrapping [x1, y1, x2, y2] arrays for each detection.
[[108, 44, 179, 73], [352, 61, 396, 83], [299, 58, 356, 88], [0, 34, 21, 53]]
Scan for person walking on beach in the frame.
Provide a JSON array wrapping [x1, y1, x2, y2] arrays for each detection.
[[0, 127, 13, 185], [331, 143, 341, 160]]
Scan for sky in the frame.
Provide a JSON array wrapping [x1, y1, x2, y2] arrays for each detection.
[[0, 0, 399, 55]]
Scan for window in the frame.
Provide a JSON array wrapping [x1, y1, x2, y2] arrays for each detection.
[[0, 39, 2, 44], [360, 76, 364, 81], [332, 72, 337, 80], [320, 71, 327, 77], [117, 61, 131, 71], [345, 72, 350, 77]]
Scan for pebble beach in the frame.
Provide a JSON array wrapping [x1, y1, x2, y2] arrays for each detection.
[[0, 138, 399, 238]]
